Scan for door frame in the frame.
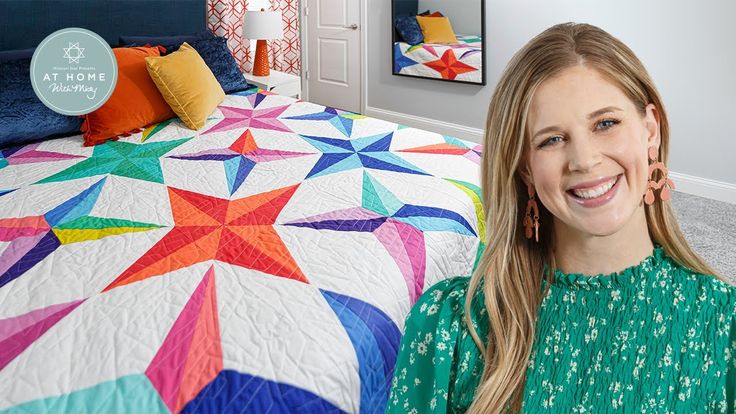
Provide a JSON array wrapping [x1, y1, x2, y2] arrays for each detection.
[[300, 0, 366, 114]]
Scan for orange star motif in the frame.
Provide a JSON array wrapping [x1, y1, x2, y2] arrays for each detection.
[[102, 184, 307, 292], [424, 49, 477, 80]]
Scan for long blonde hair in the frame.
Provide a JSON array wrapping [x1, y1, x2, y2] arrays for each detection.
[[466, 22, 728, 413]]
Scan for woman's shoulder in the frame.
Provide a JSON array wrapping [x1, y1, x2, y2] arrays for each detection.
[[689, 271, 736, 311], [407, 277, 473, 325], [404, 276, 489, 345], [402, 276, 491, 339], [421, 276, 473, 303], [664, 256, 736, 314], [389, 276, 486, 413]]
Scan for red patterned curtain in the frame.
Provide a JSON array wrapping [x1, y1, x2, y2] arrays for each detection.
[[207, 0, 252, 73], [268, 0, 301, 75], [207, 0, 301, 76]]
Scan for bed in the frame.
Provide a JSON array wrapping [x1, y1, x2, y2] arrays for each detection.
[[393, 34, 483, 83], [0, 2, 486, 413]]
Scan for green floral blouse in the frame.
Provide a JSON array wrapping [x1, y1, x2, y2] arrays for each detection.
[[387, 244, 736, 413]]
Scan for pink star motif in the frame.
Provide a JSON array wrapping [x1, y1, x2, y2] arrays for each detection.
[[1, 143, 82, 168], [204, 105, 292, 135]]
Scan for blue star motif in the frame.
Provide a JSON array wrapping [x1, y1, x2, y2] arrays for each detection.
[[394, 43, 419, 73], [301, 132, 430, 179], [286, 107, 365, 137]]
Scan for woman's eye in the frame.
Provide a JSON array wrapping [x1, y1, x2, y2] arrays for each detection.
[[597, 118, 620, 130], [539, 136, 563, 148], [537, 119, 620, 148]]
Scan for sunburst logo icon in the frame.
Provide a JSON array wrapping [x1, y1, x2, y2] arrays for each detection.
[[63, 42, 85, 64], [31, 28, 118, 115]]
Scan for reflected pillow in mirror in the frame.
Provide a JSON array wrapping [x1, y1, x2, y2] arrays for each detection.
[[416, 16, 458, 44], [394, 16, 424, 45]]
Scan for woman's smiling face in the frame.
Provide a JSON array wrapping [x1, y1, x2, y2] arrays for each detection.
[[521, 64, 661, 239]]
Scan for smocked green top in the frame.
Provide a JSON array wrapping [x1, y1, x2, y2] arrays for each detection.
[[387, 244, 736, 413]]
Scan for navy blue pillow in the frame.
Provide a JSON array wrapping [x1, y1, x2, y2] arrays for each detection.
[[118, 30, 214, 47], [0, 48, 35, 62], [123, 34, 253, 94], [394, 16, 424, 45], [157, 37, 252, 94], [0, 57, 83, 148]]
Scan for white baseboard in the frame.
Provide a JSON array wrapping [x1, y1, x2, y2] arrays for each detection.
[[364, 105, 484, 143], [363, 106, 736, 205], [668, 172, 736, 205]]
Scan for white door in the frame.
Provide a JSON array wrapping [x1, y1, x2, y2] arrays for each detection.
[[304, 0, 361, 113]]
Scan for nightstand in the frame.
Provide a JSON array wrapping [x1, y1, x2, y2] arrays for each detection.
[[244, 69, 302, 98]]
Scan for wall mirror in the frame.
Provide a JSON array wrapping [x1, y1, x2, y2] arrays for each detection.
[[392, 0, 485, 85]]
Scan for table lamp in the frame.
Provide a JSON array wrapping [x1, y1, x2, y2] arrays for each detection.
[[243, 8, 283, 77]]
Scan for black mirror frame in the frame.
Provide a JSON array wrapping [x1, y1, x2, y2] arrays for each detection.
[[390, 0, 486, 86]]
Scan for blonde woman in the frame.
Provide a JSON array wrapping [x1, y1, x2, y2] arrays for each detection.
[[387, 22, 736, 413]]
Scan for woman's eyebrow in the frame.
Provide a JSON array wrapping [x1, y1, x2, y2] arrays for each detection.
[[531, 106, 623, 141], [586, 106, 623, 120]]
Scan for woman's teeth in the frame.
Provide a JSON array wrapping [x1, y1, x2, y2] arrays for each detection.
[[571, 176, 618, 199]]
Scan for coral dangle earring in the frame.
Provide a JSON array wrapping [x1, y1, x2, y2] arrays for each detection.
[[523, 182, 540, 242], [644, 146, 675, 205]]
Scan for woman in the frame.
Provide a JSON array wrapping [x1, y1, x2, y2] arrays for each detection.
[[387, 22, 735, 413]]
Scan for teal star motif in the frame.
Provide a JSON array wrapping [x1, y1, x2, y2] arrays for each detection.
[[301, 132, 430, 179], [37, 139, 190, 184]]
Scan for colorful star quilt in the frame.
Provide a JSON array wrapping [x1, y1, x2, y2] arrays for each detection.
[[394, 34, 483, 83], [0, 88, 485, 413]]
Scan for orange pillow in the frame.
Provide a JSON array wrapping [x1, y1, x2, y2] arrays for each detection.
[[81, 46, 176, 146]]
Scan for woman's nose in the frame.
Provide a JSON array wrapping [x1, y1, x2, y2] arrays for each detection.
[[567, 136, 601, 173]]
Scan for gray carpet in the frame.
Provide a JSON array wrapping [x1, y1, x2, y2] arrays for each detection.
[[670, 191, 736, 285]]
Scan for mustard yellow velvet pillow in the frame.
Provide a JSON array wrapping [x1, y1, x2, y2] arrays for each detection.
[[145, 42, 225, 130], [416, 16, 458, 44]]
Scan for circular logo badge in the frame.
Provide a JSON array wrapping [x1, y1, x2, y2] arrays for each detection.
[[30, 27, 117, 115]]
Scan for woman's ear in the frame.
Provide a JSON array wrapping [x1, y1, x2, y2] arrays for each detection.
[[518, 165, 533, 188], [644, 103, 661, 150]]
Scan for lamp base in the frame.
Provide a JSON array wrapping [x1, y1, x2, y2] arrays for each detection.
[[253, 39, 270, 77]]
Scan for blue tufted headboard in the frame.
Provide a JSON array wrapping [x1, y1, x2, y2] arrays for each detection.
[[392, 0, 418, 18], [0, 0, 207, 50]]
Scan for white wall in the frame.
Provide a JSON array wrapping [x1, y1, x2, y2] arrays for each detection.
[[418, 0, 482, 35], [365, 0, 736, 202]]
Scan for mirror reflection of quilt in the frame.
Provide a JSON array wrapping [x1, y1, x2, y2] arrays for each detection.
[[394, 34, 483, 82], [0, 88, 486, 413]]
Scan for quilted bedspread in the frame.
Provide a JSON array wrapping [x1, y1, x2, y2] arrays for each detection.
[[0, 88, 486, 413], [394, 35, 483, 82]]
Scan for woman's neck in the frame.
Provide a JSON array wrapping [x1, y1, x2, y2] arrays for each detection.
[[551, 207, 654, 276]]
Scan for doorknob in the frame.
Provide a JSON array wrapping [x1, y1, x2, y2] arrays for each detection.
[[344, 24, 358, 30]]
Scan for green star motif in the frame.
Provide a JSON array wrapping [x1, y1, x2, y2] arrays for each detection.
[[37, 138, 190, 184]]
